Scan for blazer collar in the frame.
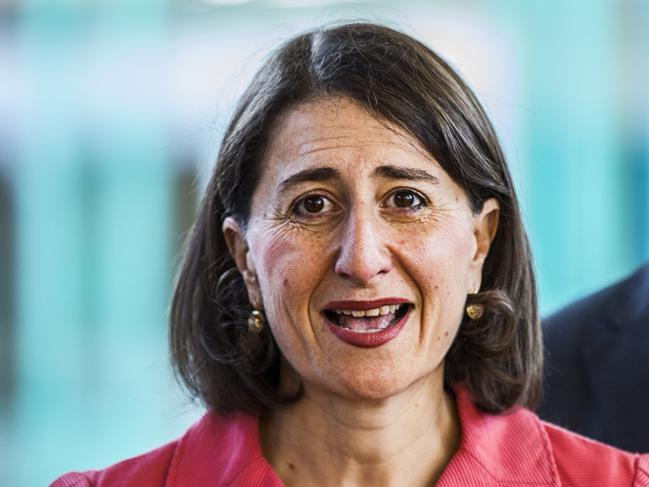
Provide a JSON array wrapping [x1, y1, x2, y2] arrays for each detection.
[[169, 386, 559, 486], [436, 387, 559, 486], [166, 410, 283, 487]]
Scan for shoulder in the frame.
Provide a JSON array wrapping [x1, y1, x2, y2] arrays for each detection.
[[451, 387, 649, 486], [541, 420, 649, 486], [544, 262, 649, 335], [50, 411, 278, 487], [50, 440, 179, 486]]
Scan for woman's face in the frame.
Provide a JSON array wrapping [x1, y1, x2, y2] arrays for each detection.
[[224, 97, 499, 400]]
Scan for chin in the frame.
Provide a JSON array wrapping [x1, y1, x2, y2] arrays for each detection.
[[328, 366, 429, 402]]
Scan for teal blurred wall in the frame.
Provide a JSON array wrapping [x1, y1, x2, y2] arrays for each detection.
[[0, 0, 648, 485]]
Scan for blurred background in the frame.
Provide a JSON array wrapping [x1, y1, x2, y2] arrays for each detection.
[[1, 0, 648, 485]]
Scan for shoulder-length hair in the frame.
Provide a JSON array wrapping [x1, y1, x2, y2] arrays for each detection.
[[170, 22, 542, 414]]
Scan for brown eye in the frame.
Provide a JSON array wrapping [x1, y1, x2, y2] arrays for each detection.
[[388, 189, 427, 210], [394, 190, 415, 207], [303, 195, 325, 213], [292, 194, 337, 217]]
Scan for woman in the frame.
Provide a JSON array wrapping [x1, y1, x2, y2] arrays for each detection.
[[53, 23, 649, 486]]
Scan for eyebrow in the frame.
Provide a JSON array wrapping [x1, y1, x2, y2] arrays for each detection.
[[373, 165, 439, 183], [278, 167, 342, 194], [277, 164, 439, 194]]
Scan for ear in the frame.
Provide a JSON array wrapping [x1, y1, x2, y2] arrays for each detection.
[[222, 216, 263, 310], [469, 197, 500, 287]]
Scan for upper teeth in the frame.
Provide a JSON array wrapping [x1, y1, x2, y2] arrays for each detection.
[[334, 304, 402, 317]]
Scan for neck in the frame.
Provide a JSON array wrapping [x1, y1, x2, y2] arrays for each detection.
[[261, 372, 460, 487]]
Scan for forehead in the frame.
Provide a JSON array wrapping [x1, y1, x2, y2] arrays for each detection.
[[261, 97, 441, 178]]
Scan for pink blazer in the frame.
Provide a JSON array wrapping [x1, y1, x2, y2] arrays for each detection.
[[52, 387, 649, 486]]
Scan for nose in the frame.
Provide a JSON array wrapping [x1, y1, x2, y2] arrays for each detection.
[[334, 209, 392, 285]]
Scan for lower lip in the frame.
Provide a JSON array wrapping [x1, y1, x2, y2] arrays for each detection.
[[325, 308, 410, 348]]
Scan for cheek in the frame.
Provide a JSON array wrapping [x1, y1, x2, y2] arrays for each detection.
[[397, 220, 474, 279], [396, 222, 473, 341], [250, 230, 334, 373], [250, 229, 329, 320]]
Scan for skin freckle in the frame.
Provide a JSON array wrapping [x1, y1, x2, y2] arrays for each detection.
[[242, 96, 484, 436], [288, 462, 296, 471], [445, 331, 449, 337]]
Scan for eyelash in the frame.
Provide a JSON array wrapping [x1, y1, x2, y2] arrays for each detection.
[[383, 188, 429, 211], [290, 193, 339, 218], [289, 188, 429, 218]]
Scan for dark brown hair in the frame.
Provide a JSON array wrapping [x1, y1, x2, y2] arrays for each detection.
[[170, 22, 542, 414]]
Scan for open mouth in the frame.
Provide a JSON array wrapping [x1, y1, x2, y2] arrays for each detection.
[[323, 304, 411, 333]]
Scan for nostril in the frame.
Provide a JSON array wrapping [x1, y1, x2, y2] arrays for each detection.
[[334, 258, 391, 284]]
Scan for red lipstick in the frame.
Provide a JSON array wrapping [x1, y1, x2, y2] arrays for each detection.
[[322, 299, 411, 348]]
